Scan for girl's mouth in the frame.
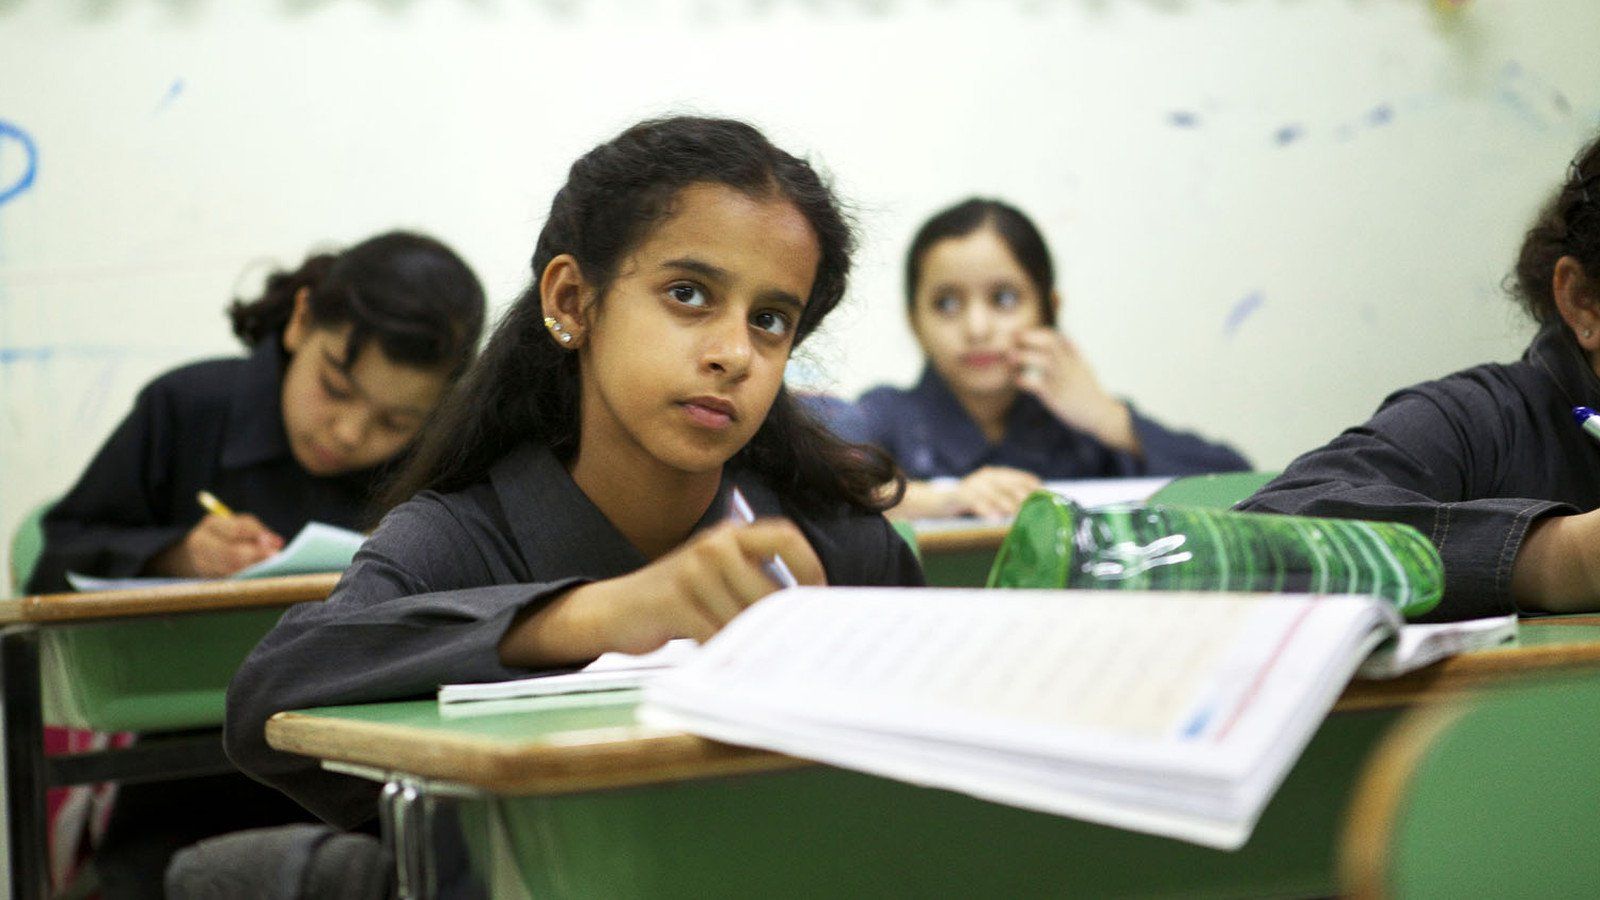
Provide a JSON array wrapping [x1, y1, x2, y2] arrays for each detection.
[[679, 396, 737, 430]]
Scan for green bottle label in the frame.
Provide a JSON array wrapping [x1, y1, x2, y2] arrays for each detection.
[[988, 493, 1443, 619]]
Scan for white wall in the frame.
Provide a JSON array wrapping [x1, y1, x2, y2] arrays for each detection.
[[2, 0, 1599, 582]]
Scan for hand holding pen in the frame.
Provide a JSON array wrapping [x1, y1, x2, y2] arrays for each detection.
[[146, 490, 284, 579], [497, 488, 824, 666]]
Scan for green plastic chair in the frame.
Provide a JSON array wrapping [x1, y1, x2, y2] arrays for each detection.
[[1341, 673, 1600, 898], [1146, 471, 1279, 510], [9, 500, 51, 597], [890, 520, 922, 562]]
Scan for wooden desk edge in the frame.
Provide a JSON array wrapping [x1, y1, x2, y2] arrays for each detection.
[[266, 635, 1600, 797], [267, 712, 807, 795], [3, 572, 340, 624], [915, 525, 1009, 554]]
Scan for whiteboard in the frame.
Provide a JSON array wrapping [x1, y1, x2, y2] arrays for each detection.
[[3, 0, 1599, 583]]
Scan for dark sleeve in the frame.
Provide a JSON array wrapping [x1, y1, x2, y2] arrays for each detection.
[[224, 494, 580, 828], [1125, 404, 1252, 477], [1238, 388, 1570, 621], [814, 513, 926, 589], [27, 382, 192, 594]]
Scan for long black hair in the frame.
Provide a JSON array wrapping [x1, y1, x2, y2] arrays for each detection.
[[1513, 135, 1600, 325], [904, 197, 1059, 327], [229, 231, 486, 377], [382, 116, 901, 515]]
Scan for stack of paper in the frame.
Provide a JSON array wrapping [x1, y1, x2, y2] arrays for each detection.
[[639, 587, 1401, 850], [438, 639, 700, 705]]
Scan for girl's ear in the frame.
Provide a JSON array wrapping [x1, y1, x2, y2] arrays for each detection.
[[282, 287, 314, 353], [539, 254, 592, 349], [1554, 256, 1600, 351], [1048, 289, 1062, 320]]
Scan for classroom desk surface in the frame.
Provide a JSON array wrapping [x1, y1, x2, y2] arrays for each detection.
[[0, 572, 340, 624], [910, 522, 1010, 554], [267, 614, 1600, 798]]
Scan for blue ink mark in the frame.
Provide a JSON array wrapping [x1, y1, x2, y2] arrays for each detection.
[[0, 120, 39, 208], [0, 346, 55, 365], [1181, 707, 1213, 739], [1553, 91, 1571, 115], [1366, 104, 1394, 127], [155, 78, 185, 113], [1223, 291, 1264, 338], [1497, 86, 1548, 131], [1167, 110, 1200, 129], [1273, 124, 1303, 146]]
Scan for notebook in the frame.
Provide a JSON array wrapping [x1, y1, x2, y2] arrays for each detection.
[[66, 521, 365, 591]]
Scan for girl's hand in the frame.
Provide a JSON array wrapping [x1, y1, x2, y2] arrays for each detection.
[[499, 519, 826, 667], [1512, 510, 1600, 614], [1012, 327, 1141, 455], [150, 513, 285, 578], [952, 466, 1043, 519]]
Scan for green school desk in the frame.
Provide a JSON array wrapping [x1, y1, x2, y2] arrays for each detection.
[[0, 574, 339, 900], [266, 615, 1600, 900], [1342, 670, 1600, 898], [913, 523, 1010, 587]]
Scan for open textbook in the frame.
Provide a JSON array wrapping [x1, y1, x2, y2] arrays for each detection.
[[628, 588, 1513, 850], [65, 522, 365, 591]]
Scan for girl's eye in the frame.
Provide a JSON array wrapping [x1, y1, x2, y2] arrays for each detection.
[[932, 293, 961, 316], [669, 283, 709, 307], [994, 288, 1021, 310], [751, 310, 793, 338]]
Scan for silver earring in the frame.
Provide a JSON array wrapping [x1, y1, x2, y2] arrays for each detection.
[[1586, 329, 1593, 339], [544, 316, 574, 344]]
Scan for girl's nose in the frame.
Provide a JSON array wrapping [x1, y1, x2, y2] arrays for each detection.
[[703, 316, 753, 377]]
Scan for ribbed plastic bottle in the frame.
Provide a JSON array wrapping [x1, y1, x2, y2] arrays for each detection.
[[986, 493, 1443, 618]]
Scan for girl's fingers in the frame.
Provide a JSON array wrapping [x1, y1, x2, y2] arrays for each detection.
[[733, 521, 827, 586], [698, 536, 778, 619]]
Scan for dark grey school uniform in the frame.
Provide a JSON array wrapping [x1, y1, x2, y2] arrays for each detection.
[[830, 366, 1250, 481], [1240, 323, 1600, 621], [225, 443, 925, 828], [27, 338, 383, 594]]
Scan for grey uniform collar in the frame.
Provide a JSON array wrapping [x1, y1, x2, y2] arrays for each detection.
[[487, 443, 784, 576]]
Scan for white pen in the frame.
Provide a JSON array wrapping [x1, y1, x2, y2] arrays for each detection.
[[1575, 406, 1600, 445], [727, 486, 799, 589]]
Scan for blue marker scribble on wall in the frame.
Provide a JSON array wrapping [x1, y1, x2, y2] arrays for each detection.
[[1223, 291, 1264, 338], [1366, 104, 1394, 127], [0, 119, 39, 208], [155, 79, 185, 114], [1273, 125, 1303, 146], [1168, 110, 1200, 129]]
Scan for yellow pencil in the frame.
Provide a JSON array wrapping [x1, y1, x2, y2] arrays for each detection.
[[196, 490, 235, 518]]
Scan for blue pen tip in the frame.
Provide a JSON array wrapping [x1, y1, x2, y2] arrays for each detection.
[[1577, 406, 1597, 424]]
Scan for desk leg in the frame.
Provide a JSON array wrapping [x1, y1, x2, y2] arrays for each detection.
[[2, 626, 48, 900], [381, 777, 434, 900]]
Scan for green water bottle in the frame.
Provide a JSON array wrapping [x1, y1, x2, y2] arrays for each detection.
[[987, 492, 1443, 618]]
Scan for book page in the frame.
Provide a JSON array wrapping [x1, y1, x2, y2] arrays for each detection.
[[910, 477, 1173, 531], [64, 520, 364, 591]]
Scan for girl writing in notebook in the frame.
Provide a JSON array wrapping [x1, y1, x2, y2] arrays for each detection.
[[1241, 134, 1600, 620], [29, 231, 487, 593], [837, 198, 1247, 520], [226, 116, 924, 826], [28, 231, 485, 898]]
